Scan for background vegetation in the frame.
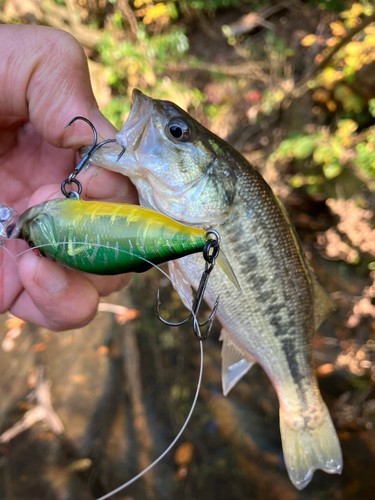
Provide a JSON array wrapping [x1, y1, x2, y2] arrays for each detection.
[[1, 1, 375, 499]]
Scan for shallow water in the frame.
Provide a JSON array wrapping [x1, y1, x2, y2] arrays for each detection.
[[0, 266, 374, 500]]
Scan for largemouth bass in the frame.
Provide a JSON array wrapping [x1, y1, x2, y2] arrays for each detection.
[[0, 199, 232, 276], [85, 89, 342, 489]]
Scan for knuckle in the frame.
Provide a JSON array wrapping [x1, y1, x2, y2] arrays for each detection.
[[46, 29, 86, 67]]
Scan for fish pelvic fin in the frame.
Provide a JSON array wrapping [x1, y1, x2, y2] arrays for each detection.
[[279, 402, 342, 490], [216, 249, 241, 292], [219, 329, 255, 396]]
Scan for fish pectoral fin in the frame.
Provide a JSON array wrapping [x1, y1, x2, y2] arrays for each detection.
[[280, 402, 342, 490], [216, 250, 241, 293], [313, 278, 335, 330], [168, 261, 193, 310], [220, 329, 255, 396]]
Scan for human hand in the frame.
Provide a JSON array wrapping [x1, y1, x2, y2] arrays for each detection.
[[0, 25, 138, 331]]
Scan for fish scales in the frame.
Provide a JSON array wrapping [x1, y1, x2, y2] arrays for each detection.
[[180, 166, 316, 410], [82, 89, 342, 489]]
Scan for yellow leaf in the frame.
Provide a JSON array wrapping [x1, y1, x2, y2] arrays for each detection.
[[350, 3, 364, 16], [145, 3, 169, 21], [312, 89, 330, 103], [326, 100, 337, 112], [143, 70, 156, 86], [344, 55, 360, 69], [330, 22, 346, 37], [174, 442, 194, 465], [345, 41, 363, 56], [330, 21, 343, 30], [340, 137, 352, 147], [344, 18, 359, 29], [364, 35, 375, 48], [326, 37, 340, 47], [332, 26, 347, 37], [301, 34, 317, 46]]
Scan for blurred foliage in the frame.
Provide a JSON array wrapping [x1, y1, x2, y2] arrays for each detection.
[[272, 2, 375, 197]]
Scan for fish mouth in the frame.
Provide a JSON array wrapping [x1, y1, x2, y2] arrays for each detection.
[[0, 206, 20, 239], [115, 89, 153, 153], [78, 89, 153, 171]]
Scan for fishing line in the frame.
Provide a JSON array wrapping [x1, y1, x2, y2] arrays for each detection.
[[0, 240, 205, 500], [0, 242, 18, 267], [97, 341, 203, 500]]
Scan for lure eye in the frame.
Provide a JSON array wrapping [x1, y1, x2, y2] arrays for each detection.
[[29, 240, 40, 255], [166, 118, 191, 142]]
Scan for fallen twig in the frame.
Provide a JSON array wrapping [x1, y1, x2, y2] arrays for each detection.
[[0, 366, 64, 444]]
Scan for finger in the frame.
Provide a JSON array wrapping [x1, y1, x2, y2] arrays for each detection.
[[80, 166, 139, 203], [28, 174, 138, 209], [0, 25, 116, 148], [0, 239, 26, 313], [13, 252, 99, 331], [83, 272, 131, 297]]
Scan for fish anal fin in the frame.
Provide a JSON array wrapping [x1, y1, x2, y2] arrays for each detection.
[[168, 261, 193, 310], [313, 279, 335, 330], [220, 329, 255, 396], [280, 402, 342, 490]]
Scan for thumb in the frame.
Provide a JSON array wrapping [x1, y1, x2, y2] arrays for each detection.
[[0, 25, 117, 148]]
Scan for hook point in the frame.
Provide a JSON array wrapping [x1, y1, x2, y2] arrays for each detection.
[[116, 146, 126, 163]]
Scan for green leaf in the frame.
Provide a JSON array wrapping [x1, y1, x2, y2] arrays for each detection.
[[313, 144, 335, 165], [292, 136, 316, 159], [337, 119, 358, 133], [369, 99, 375, 118], [275, 139, 295, 158], [322, 162, 343, 179], [342, 93, 364, 113]]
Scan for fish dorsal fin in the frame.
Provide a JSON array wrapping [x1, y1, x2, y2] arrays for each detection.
[[219, 329, 256, 396], [302, 253, 335, 330], [312, 278, 335, 330], [274, 194, 335, 329], [168, 260, 193, 310]]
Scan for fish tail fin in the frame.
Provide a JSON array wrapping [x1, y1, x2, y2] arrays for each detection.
[[279, 403, 342, 490]]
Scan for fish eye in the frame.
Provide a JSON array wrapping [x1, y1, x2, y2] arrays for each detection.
[[166, 118, 191, 142]]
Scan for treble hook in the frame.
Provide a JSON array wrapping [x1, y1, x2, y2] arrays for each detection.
[[61, 116, 119, 198], [156, 230, 221, 341]]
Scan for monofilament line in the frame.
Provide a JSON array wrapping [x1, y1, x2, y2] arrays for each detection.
[[96, 340, 204, 500]]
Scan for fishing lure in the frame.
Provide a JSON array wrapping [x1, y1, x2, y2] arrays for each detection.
[[0, 199, 217, 275]]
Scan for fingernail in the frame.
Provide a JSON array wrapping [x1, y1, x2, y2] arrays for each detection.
[[35, 260, 68, 293], [90, 106, 118, 137]]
